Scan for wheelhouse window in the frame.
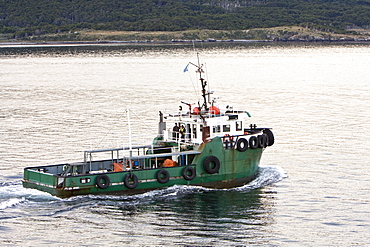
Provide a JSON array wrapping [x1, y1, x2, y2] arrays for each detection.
[[213, 125, 221, 133], [236, 121, 242, 131], [192, 124, 197, 139], [223, 124, 230, 132]]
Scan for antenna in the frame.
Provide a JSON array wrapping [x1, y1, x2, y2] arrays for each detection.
[[188, 55, 208, 111]]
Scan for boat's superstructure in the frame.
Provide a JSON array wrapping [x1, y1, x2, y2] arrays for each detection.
[[23, 55, 274, 198]]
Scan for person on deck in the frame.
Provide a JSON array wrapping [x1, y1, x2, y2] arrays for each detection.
[[179, 125, 185, 142], [173, 123, 179, 140]]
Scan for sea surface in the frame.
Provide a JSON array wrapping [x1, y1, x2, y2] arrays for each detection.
[[0, 42, 369, 246]]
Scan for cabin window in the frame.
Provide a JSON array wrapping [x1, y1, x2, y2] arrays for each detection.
[[223, 124, 230, 132], [192, 124, 197, 139], [213, 125, 221, 133], [186, 124, 191, 140], [236, 121, 242, 131]]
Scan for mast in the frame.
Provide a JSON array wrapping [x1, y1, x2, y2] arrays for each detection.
[[194, 53, 211, 142], [197, 52, 208, 111], [189, 52, 208, 111], [127, 108, 133, 169], [200, 77, 207, 111]]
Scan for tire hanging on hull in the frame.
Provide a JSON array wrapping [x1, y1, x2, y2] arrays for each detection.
[[182, 166, 196, 180], [249, 136, 258, 149], [203, 156, 220, 174], [157, 169, 170, 183], [257, 134, 267, 148], [236, 138, 248, 152], [263, 129, 275, 146], [124, 173, 138, 189], [96, 174, 110, 189]]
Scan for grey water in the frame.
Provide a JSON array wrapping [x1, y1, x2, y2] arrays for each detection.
[[0, 42, 369, 246]]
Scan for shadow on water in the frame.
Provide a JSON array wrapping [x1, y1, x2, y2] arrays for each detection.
[[77, 166, 284, 244], [74, 186, 278, 245]]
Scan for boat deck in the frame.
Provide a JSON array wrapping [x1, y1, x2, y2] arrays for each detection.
[[24, 144, 201, 177]]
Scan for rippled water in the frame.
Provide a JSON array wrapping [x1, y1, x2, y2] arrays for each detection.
[[0, 42, 369, 246]]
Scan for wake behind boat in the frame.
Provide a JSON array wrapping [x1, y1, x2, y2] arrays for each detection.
[[23, 55, 275, 198]]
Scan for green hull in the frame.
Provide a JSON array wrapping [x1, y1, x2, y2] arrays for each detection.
[[23, 137, 263, 198]]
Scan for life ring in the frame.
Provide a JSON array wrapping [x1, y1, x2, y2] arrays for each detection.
[[236, 138, 248, 152], [257, 135, 267, 148], [182, 166, 196, 180], [203, 156, 220, 174], [157, 169, 170, 184], [249, 136, 258, 149], [263, 129, 275, 146], [96, 174, 110, 189], [124, 173, 138, 189]]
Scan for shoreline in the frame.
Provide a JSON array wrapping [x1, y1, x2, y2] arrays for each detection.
[[1, 26, 369, 47], [1, 38, 370, 47]]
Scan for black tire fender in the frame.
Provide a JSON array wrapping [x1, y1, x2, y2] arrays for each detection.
[[96, 174, 110, 189], [124, 173, 138, 189], [263, 129, 275, 146], [249, 136, 258, 149], [157, 169, 170, 184], [203, 156, 220, 174], [182, 166, 196, 180], [236, 138, 248, 152], [257, 135, 267, 148]]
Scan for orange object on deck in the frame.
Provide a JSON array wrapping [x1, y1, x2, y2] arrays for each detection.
[[193, 107, 200, 115], [113, 162, 123, 172], [162, 159, 178, 167], [209, 106, 220, 115]]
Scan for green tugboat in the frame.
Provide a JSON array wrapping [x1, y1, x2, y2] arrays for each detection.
[[23, 55, 275, 198]]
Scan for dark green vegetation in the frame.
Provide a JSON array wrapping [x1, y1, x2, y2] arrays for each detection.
[[1, 0, 369, 40]]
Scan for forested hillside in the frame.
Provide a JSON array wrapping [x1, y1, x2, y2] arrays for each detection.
[[1, 0, 370, 39]]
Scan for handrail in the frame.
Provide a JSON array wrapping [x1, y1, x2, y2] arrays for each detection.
[[83, 144, 160, 154]]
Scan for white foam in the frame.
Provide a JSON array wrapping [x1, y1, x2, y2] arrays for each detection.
[[1, 165, 287, 206], [83, 166, 287, 202], [0, 197, 26, 210], [245, 165, 287, 189], [0, 183, 60, 210]]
